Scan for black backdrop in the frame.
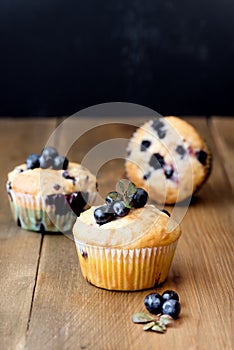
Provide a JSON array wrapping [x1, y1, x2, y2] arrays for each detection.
[[0, 0, 234, 117]]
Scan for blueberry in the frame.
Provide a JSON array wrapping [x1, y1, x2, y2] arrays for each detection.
[[157, 129, 166, 139], [62, 170, 76, 185], [62, 170, 74, 180], [162, 299, 181, 319], [41, 146, 59, 159], [130, 188, 148, 208], [151, 118, 166, 139], [162, 290, 179, 302], [141, 140, 151, 151], [69, 192, 89, 216], [151, 118, 164, 132], [39, 155, 53, 169], [196, 150, 207, 165], [164, 165, 174, 179], [53, 155, 69, 170], [81, 250, 88, 259], [105, 191, 123, 206], [7, 181, 12, 191], [149, 153, 165, 170], [45, 193, 68, 215], [161, 209, 171, 217], [144, 293, 164, 315], [94, 206, 115, 225], [143, 172, 151, 180], [176, 145, 186, 157], [112, 201, 130, 217], [26, 153, 40, 169]]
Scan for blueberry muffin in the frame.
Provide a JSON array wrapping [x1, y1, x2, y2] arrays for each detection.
[[125, 116, 212, 204], [6, 147, 97, 233], [73, 182, 181, 291]]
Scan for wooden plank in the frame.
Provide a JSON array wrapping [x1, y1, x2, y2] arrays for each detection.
[[0, 118, 57, 350], [177, 117, 234, 349], [25, 116, 233, 349], [210, 116, 234, 192]]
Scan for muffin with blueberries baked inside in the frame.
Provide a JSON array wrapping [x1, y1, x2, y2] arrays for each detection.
[[73, 180, 181, 291], [6, 146, 97, 233], [125, 116, 212, 204]]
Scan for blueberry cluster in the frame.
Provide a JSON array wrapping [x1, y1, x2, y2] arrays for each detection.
[[26, 147, 69, 171], [94, 184, 148, 225], [144, 290, 181, 319]]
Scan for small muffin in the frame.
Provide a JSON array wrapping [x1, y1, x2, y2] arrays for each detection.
[[73, 182, 181, 291], [6, 147, 97, 233], [125, 116, 212, 204]]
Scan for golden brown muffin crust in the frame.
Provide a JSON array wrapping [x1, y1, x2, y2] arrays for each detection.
[[73, 204, 181, 249]]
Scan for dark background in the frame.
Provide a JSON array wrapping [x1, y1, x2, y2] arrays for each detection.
[[0, 0, 234, 117]]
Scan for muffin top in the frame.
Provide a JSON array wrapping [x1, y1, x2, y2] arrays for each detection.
[[125, 116, 212, 204], [73, 204, 181, 249], [8, 162, 97, 196]]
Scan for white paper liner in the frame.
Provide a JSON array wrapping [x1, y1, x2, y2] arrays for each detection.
[[7, 190, 77, 232], [74, 239, 179, 291]]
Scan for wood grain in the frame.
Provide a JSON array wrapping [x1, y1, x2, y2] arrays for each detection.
[[0, 117, 233, 350], [24, 117, 233, 350], [0, 118, 57, 350], [210, 116, 234, 192]]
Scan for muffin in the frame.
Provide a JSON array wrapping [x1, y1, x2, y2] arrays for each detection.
[[6, 147, 97, 233], [125, 116, 212, 204], [73, 182, 181, 291]]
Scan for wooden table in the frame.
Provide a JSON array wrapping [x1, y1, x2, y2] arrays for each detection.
[[0, 116, 233, 350]]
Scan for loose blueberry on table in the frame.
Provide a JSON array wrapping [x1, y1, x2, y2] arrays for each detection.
[[132, 290, 181, 333], [144, 291, 181, 319], [144, 293, 164, 315], [162, 299, 181, 320], [94, 181, 148, 225], [162, 289, 179, 302]]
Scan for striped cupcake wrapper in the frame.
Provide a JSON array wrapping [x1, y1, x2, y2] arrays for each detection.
[[74, 239, 179, 291], [7, 190, 78, 232]]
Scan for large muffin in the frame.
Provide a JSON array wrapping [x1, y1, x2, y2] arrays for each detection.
[[73, 203, 181, 291], [6, 147, 97, 233], [125, 116, 212, 204]]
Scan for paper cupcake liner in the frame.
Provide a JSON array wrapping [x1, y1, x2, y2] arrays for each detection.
[[74, 239, 179, 291], [7, 186, 95, 233]]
